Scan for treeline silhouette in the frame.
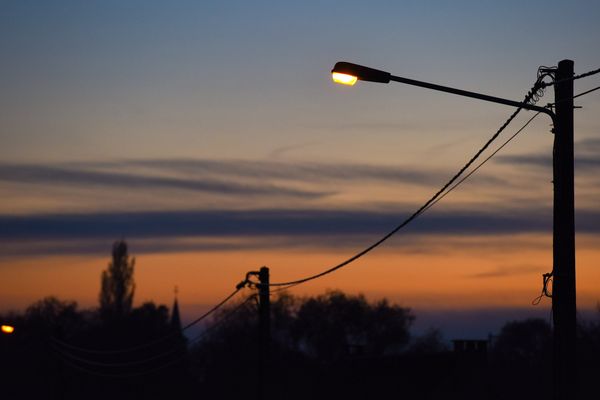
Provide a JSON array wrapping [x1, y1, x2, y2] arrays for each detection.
[[1, 241, 599, 399]]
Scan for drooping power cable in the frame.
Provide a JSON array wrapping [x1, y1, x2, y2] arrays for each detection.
[[264, 79, 548, 288]]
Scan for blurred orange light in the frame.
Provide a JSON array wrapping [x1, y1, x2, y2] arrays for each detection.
[[332, 72, 357, 86], [1, 325, 15, 334]]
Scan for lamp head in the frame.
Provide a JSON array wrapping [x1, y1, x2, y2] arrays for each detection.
[[1, 325, 15, 334], [331, 62, 391, 85]]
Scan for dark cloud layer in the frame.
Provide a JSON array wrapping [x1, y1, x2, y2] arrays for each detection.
[[1, 206, 598, 256], [130, 158, 449, 185], [0, 158, 507, 197], [498, 154, 600, 170], [497, 138, 600, 170], [0, 208, 554, 241], [4, 206, 599, 240], [0, 163, 329, 198]]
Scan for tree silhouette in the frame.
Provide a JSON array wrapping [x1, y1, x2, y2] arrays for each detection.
[[99, 240, 135, 321], [191, 290, 415, 399], [409, 327, 448, 354], [291, 290, 414, 359], [492, 318, 551, 365]]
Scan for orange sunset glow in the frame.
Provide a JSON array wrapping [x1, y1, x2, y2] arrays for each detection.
[[2, 233, 598, 312], [1, 2, 600, 398]]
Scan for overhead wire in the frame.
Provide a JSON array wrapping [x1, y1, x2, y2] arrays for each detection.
[[260, 66, 600, 289], [53, 293, 257, 378], [181, 286, 246, 332], [51, 64, 600, 374], [573, 85, 600, 100], [52, 285, 246, 355], [52, 343, 189, 379], [262, 78, 548, 288], [573, 66, 600, 81], [539, 66, 600, 89], [421, 111, 542, 214], [415, 72, 600, 213]]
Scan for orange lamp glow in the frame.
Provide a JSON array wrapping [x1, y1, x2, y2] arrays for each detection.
[[332, 72, 358, 86], [1, 325, 15, 334]]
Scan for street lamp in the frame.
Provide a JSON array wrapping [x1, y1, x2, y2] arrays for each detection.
[[331, 60, 576, 400], [1, 324, 15, 334], [331, 61, 554, 117]]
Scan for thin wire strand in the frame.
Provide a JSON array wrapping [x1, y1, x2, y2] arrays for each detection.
[[258, 82, 600, 290], [181, 287, 244, 331], [52, 286, 245, 355], [269, 282, 301, 294], [188, 293, 257, 346], [53, 294, 257, 377], [51, 342, 183, 368], [421, 112, 541, 214], [266, 80, 546, 287], [573, 85, 600, 100], [573, 67, 600, 81], [539, 66, 600, 89], [52, 344, 189, 379]]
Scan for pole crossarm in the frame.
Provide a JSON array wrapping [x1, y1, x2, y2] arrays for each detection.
[[388, 74, 556, 122]]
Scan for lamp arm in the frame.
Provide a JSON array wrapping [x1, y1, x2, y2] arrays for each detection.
[[389, 74, 556, 123]]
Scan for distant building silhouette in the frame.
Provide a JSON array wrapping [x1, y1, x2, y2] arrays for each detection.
[[452, 339, 488, 354]]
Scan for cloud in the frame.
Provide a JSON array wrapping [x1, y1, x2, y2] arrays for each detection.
[[125, 158, 453, 186], [1, 204, 597, 247], [497, 138, 600, 171], [0, 208, 552, 241], [467, 264, 544, 278], [0, 163, 330, 199], [578, 138, 600, 155], [498, 154, 600, 170], [1, 205, 598, 257], [267, 142, 321, 159], [71, 157, 512, 187]]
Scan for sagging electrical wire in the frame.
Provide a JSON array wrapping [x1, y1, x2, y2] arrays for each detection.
[[257, 67, 600, 290], [51, 341, 183, 368], [52, 282, 248, 356], [421, 111, 542, 214], [52, 347, 187, 379], [259, 77, 548, 288], [539, 65, 600, 89], [52, 293, 257, 378], [573, 85, 600, 100], [54, 293, 256, 367]]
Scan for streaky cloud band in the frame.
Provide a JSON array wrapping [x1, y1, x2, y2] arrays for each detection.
[[3, 206, 598, 241]]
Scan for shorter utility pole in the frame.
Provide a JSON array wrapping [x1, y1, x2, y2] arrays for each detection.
[[257, 266, 270, 400]]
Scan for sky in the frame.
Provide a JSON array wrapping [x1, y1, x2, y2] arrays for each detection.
[[1, 0, 599, 337]]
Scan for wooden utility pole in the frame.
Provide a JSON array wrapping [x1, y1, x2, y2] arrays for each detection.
[[257, 266, 270, 400], [552, 59, 576, 400]]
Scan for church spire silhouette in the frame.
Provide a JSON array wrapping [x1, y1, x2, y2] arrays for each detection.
[[170, 285, 182, 332]]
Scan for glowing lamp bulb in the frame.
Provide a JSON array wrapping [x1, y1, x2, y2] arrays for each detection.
[[332, 72, 357, 86], [1, 325, 15, 334]]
